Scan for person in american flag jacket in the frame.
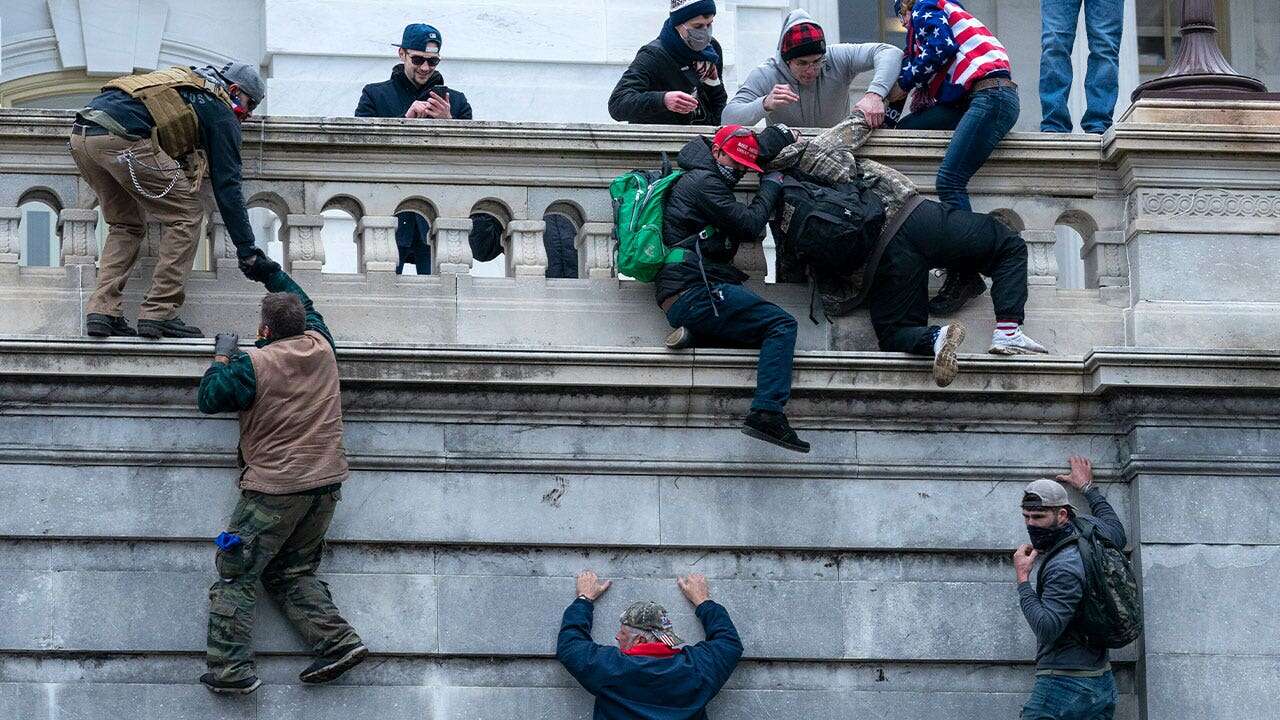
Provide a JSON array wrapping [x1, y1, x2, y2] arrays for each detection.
[[886, 0, 1020, 321]]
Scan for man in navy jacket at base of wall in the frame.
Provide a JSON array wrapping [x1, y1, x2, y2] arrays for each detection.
[[556, 571, 743, 720]]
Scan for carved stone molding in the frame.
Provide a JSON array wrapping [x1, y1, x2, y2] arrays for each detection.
[[507, 220, 546, 278], [579, 222, 614, 279], [0, 207, 21, 263], [1136, 188, 1280, 219]]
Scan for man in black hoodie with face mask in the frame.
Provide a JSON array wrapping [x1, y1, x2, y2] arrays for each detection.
[[1014, 456, 1127, 720], [355, 23, 474, 275], [658, 125, 806, 454]]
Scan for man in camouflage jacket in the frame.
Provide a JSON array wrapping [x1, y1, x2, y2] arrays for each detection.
[[767, 112, 1048, 387]]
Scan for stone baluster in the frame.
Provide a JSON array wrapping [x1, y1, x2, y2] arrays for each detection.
[[1081, 230, 1128, 288], [285, 214, 326, 272], [507, 219, 546, 277], [1020, 229, 1060, 286], [0, 208, 21, 265], [208, 212, 238, 272], [58, 208, 98, 266], [433, 217, 473, 275], [578, 222, 614, 279], [359, 216, 399, 274], [737, 239, 768, 282]]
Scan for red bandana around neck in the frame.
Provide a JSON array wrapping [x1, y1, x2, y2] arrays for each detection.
[[622, 642, 682, 658]]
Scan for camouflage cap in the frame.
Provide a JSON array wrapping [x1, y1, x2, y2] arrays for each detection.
[[1022, 478, 1071, 510], [620, 601, 684, 648]]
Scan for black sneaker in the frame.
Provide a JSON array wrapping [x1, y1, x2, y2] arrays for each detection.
[[742, 410, 811, 454], [299, 643, 369, 684], [85, 313, 138, 338], [137, 317, 204, 339], [928, 271, 986, 316], [665, 327, 694, 350], [199, 672, 262, 694]]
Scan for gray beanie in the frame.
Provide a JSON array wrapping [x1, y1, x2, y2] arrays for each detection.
[[218, 61, 266, 104]]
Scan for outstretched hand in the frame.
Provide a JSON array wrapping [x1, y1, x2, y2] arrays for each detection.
[[1056, 455, 1094, 492], [239, 248, 281, 283], [576, 571, 612, 602], [677, 574, 711, 606]]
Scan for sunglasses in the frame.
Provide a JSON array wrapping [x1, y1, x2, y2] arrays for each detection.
[[407, 54, 442, 67]]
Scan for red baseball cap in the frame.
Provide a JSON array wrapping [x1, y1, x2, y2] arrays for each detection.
[[712, 125, 763, 172]]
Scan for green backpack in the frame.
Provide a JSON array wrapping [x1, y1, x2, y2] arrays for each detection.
[[609, 159, 688, 282]]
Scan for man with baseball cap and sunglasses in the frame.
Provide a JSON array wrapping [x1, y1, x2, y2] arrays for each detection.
[[1014, 456, 1127, 719], [356, 23, 474, 275], [657, 124, 808, 453], [557, 570, 743, 719]]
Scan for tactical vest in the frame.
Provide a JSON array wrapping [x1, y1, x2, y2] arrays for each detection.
[[102, 67, 233, 159]]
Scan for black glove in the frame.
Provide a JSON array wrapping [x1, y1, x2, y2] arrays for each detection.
[[238, 248, 281, 283], [755, 124, 799, 166], [214, 333, 241, 358]]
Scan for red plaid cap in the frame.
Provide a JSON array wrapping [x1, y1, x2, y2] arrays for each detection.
[[782, 22, 826, 60]]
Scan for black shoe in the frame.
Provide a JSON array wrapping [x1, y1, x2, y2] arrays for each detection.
[[742, 410, 811, 454], [928, 271, 986, 316], [199, 672, 262, 694], [137, 317, 204, 339], [665, 327, 694, 350], [299, 643, 369, 684], [85, 313, 138, 338]]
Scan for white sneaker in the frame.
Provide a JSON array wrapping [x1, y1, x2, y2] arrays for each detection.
[[989, 328, 1048, 355], [932, 323, 966, 388]]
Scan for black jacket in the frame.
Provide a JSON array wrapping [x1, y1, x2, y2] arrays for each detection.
[[84, 88, 256, 257], [655, 137, 781, 304], [354, 64, 473, 120], [609, 40, 726, 126]]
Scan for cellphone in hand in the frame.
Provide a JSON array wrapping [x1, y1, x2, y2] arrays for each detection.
[[430, 86, 451, 101]]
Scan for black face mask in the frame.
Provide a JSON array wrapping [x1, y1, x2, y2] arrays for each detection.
[[717, 162, 746, 186], [1027, 521, 1074, 552]]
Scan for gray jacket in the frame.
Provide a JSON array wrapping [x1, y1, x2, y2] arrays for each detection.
[[722, 9, 903, 128], [1018, 486, 1128, 673]]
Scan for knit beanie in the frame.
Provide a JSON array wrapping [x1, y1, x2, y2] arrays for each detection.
[[782, 22, 826, 62], [670, 0, 717, 25]]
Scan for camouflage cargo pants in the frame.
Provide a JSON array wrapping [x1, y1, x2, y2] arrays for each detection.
[[207, 487, 361, 681]]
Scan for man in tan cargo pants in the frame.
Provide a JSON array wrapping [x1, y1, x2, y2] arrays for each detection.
[[69, 62, 266, 339]]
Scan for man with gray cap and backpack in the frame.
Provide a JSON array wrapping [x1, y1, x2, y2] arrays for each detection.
[[557, 570, 743, 719], [1013, 455, 1130, 719], [70, 61, 268, 339]]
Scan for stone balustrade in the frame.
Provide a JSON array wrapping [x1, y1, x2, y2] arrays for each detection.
[[0, 98, 1277, 353]]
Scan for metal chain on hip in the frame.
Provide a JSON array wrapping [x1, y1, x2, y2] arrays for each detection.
[[115, 148, 179, 200]]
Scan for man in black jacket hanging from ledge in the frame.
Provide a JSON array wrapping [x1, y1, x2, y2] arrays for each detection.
[[355, 23, 474, 275], [657, 124, 806, 454]]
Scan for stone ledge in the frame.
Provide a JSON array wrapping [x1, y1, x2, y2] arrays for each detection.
[[2, 338, 1278, 396]]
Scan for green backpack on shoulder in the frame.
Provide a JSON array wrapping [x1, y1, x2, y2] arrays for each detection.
[[609, 156, 689, 282]]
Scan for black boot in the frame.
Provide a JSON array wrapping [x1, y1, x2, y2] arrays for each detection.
[[742, 410, 811, 454], [928, 271, 986, 316], [85, 313, 138, 338], [299, 643, 369, 684], [199, 672, 261, 694], [137, 317, 204, 339]]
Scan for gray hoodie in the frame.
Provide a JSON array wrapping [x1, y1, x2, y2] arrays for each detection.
[[722, 9, 903, 128]]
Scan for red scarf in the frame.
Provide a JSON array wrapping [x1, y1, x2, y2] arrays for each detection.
[[622, 642, 682, 658]]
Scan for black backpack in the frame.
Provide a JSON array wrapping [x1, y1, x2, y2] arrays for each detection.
[[1039, 517, 1143, 649], [776, 175, 885, 278]]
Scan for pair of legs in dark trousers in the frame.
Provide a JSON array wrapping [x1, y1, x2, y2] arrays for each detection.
[[870, 200, 1027, 355], [665, 283, 797, 413]]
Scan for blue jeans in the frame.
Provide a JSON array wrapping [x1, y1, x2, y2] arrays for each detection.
[[1039, 0, 1124, 133], [1021, 672, 1117, 720], [896, 86, 1020, 212], [665, 283, 797, 413]]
